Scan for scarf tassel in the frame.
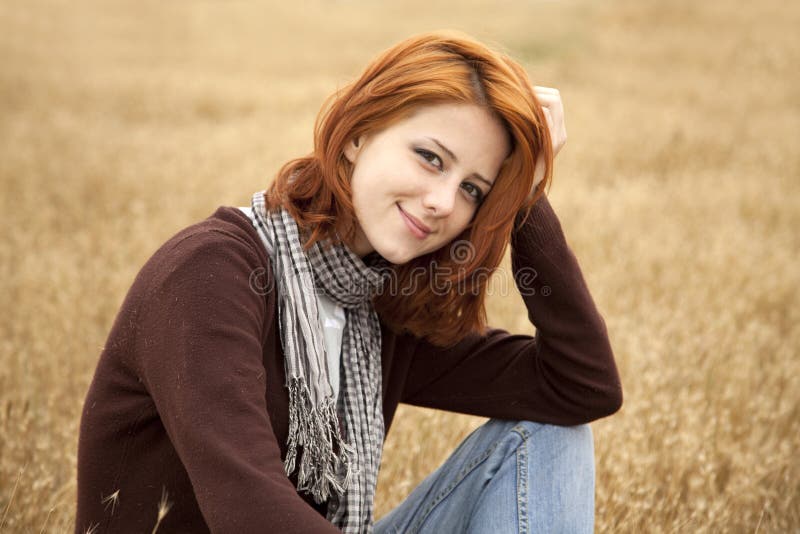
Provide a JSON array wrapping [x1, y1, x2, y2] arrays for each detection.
[[284, 377, 356, 503]]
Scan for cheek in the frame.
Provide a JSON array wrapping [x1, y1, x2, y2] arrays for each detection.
[[434, 215, 473, 250], [350, 164, 380, 205], [450, 206, 476, 235], [352, 155, 393, 196]]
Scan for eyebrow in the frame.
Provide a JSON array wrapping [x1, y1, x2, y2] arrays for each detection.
[[426, 137, 495, 189]]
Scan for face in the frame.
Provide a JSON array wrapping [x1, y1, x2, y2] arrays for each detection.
[[344, 103, 511, 265]]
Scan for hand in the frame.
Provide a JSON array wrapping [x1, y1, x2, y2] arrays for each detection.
[[531, 86, 567, 192]]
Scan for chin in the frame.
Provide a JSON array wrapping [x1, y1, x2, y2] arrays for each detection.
[[377, 249, 413, 266], [372, 241, 417, 266]]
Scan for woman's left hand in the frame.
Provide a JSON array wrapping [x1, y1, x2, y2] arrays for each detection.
[[531, 86, 567, 192]]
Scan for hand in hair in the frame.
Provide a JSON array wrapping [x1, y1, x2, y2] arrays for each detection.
[[532, 86, 567, 191]]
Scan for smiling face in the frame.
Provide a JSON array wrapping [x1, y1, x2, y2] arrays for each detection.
[[343, 103, 511, 264]]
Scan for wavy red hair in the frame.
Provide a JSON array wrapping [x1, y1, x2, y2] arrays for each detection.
[[265, 30, 552, 346]]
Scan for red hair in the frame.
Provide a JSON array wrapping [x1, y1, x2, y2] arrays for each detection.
[[265, 30, 552, 346]]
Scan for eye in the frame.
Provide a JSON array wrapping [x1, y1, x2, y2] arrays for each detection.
[[461, 182, 485, 204], [414, 148, 443, 170]]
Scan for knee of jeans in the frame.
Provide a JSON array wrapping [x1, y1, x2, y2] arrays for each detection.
[[511, 420, 594, 460]]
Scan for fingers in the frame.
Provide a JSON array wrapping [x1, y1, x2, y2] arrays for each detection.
[[533, 86, 561, 105], [534, 87, 561, 106], [532, 151, 546, 193], [525, 85, 565, 200], [530, 90, 559, 199], [536, 94, 562, 107], [532, 85, 567, 157], [542, 106, 554, 129], [535, 93, 562, 109], [533, 85, 560, 95]]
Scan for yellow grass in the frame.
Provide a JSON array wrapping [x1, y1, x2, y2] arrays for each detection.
[[1, 0, 798, 531]]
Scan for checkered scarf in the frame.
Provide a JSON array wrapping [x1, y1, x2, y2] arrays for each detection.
[[248, 190, 388, 533]]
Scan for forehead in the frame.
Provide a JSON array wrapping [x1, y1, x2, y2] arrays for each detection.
[[398, 102, 501, 132], [390, 103, 511, 165]]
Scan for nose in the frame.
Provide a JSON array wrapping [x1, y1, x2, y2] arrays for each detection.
[[421, 180, 458, 217]]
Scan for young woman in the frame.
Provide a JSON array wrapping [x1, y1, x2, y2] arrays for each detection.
[[76, 31, 622, 533]]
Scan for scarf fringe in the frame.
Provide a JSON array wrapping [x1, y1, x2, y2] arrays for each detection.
[[284, 377, 356, 504]]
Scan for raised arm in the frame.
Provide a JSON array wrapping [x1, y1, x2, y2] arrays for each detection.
[[402, 194, 622, 425]]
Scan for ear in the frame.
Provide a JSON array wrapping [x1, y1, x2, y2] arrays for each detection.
[[343, 136, 364, 164]]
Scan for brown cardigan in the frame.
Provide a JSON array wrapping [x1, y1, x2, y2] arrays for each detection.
[[75, 195, 622, 533]]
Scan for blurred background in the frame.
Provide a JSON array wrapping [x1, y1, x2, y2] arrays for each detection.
[[1, 0, 798, 531]]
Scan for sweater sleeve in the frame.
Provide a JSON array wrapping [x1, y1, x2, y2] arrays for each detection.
[[134, 228, 340, 534], [401, 194, 623, 425]]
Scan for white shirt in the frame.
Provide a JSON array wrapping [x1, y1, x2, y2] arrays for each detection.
[[238, 206, 345, 401], [316, 292, 346, 401]]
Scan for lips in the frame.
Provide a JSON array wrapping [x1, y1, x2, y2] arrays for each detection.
[[397, 203, 431, 238]]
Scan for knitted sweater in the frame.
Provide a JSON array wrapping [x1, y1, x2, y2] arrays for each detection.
[[75, 195, 622, 533]]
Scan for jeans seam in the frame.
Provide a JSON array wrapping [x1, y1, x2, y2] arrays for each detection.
[[408, 441, 499, 534], [516, 437, 529, 534], [511, 422, 533, 440]]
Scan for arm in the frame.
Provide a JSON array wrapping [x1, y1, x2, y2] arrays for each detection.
[[402, 194, 622, 425], [135, 229, 340, 533]]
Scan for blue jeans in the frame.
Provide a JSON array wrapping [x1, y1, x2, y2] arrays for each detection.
[[374, 419, 595, 534]]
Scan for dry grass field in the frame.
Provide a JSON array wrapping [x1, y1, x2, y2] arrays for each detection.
[[1, 0, 798, 532]]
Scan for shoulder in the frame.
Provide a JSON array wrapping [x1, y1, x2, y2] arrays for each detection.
[[132, 206, 275, 313], [158, 206, 267, 266]]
